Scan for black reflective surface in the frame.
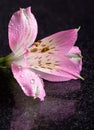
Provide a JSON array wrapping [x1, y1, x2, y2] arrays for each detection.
[[0, 0, 94, 130], [10, 80, 81, 130]]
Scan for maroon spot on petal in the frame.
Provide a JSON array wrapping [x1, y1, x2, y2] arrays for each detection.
[[47, 67, 53, 70], [48, 52, 54, 54], [41, 47, 50, 53], [38, 60, 41, 65], [49, 39, 53, 42], [46, 55, 49, 58], [47, 58, 50, 61], [38, 57, 42, 59], [46, 62, 51, 65], [54, 63, 60, 66], [34, 56, 38, 59], [38, 40, 42, 43], [41, 44, 46, 47], [34, 42, 40, 47], [40, 66, 45, 68], [30, 48, 38, 52]]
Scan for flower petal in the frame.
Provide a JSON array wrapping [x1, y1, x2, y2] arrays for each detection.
[[67, 46, 82, 71], [30, 55, 82, 82], [11, 63, 46, 101], [29, 69, 75, 81], [26, 29, 78, 66], [42, 29, 78, 55], [25, 29, 82, 81], [8, 7, 38, 55], [31, 29, 78, 54]]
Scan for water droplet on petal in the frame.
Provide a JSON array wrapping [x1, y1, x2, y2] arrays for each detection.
[[20, 74, 24, 78], [11, 23, 14, 26], [30, 79, 35, 84], [18, 65, 22, 69], [18, 66, 22, 71], [38, 74, 41, 77], [15, 28, 18, 31]]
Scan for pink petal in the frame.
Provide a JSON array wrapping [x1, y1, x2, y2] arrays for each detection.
[[26, 29, 78, 68], [30, 69, 74, 81], [67, 46, 82, 71], [40, 29, 78, 55], [31, 55, 82, 82], [25, 29, 82, 81], [8, 7, 38, 55], [11, 63, 46, 101]]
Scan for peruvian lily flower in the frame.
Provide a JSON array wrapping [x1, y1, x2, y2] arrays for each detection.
[[0, 7, 83, 101]]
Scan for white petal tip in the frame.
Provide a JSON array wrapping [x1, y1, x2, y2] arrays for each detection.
[[79, 75, 84, 80], [77, 26, 81, 32]]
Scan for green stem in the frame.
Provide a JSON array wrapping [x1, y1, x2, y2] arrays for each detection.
[[0, 56, 10, 68]]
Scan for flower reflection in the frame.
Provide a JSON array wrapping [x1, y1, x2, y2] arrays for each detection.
[[10, 80, 81, 130]]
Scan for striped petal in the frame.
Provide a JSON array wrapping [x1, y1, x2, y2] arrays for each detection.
[[30, 56, 82, 81], [67, 46, 82, 71], [11, 63, 46, 101], [8, 7, 38, 56], [25, 29, 82, 81]]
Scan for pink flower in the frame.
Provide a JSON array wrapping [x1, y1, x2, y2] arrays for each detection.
[[3, 7, 83, 101]]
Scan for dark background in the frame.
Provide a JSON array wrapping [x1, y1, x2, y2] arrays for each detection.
[[0, 0, 94, 130]]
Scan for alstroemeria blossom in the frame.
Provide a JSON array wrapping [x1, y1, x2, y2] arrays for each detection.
[[2, 7, 83, 101]]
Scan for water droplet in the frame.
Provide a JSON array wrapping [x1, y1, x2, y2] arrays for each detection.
[[18, 66, 22, 69], [11, 23, 14, 26], [15, 28, 18, 31], [20, 74, 24, 78], [30, 79, 35, 84], [38, 74, 40, 77], [18, 66, 22, 72]]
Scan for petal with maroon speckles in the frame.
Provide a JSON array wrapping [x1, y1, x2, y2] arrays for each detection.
[[25, 29, 82, 81]]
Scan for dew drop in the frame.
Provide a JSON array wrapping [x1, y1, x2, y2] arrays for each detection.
[[15, 28, 18, 31], [18, 65, 22, 68], [18, 66, 22, 72], [30, 79, 35, 84], [11, 23, 14, 26], [20, 74, 24, 78], [38, 74, 40, 77]]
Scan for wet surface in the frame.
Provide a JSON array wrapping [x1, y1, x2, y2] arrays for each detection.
[[0, 0, 94, 130]]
